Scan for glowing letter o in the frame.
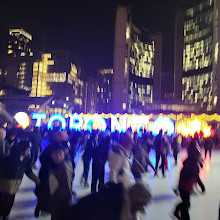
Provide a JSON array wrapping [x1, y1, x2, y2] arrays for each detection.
[[48, 114, 66, 130], [152, 117, 174, 136]]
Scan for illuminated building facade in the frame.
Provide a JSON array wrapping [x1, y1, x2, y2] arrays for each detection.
[[112, 6, 162, 113], [97, 68, 113, 113], [84, 77, 97, 114], [30, 53, 84, 114], [6, 28, 34, 91], [174, 0, 220, 111]]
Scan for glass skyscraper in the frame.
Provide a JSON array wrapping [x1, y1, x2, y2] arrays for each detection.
[[112, 6, 162, 114], [175, 0, 220, 111]]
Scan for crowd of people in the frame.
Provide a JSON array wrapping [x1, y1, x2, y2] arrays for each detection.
[[0, 124, 217, 220]]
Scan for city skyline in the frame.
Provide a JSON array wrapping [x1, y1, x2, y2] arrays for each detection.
[[0, 0, 202, 78]]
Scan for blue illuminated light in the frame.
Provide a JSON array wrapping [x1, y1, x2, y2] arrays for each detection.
[[69, 114, 84, 131], [32, 113, 47, 127], [87, 115, 107, 133], [152, 117, 174, 136], [47, 114, 66, 130], [111, 115, 126, 133]]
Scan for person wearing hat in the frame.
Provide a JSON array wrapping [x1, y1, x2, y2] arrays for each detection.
[[34, 141, 73, 217], [0, 140, 40, 220], [172, 144, 205, 220], [52, 181, 152, 220], [108, 132, 134, 188]]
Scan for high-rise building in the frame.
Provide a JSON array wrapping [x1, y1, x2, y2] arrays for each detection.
[[97, 68, 113, 113], [6, 28, 34, 91], [30, 53, 84, 114], [174, 0, 220, 111], [112, 6, 162, 113], [84, 77, 97, 114]]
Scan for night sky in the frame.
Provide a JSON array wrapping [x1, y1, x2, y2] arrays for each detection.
[[0, 0, 201, 77]]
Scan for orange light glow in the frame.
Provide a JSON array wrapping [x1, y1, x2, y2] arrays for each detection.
[[176, 118, 211, 138]]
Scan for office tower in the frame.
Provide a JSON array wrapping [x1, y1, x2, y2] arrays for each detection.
[[97, 68, 113, 113], [30, 53, 84, 114], [30, 53, 53, 97], [6, 28, 34, 91], [174, 0, 220, 111], [84, 77, 97, 114], [112, 6, 162, 113]]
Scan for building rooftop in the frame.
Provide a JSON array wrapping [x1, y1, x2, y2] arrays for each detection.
[[9, 28, 32, 40]]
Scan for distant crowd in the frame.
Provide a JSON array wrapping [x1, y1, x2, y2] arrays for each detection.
[[0, 124, 218, 220]]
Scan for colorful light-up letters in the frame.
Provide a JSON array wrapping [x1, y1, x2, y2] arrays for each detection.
[[47, 114, 66, 130], [152, 117, 175, 136], [69, 114, 84, 131]]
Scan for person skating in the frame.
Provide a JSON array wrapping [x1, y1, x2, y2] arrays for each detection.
[[69, 131, 83, 181], [81, 131, 97, 188], [154, 130, 168, 177], [131, 137, 157, 181], [108, 132, 134, 188], [91, 131, 111, 193], [52, 181, 152, 220], [34, 130, 72, 217], [30, 127, 42, 169], [172, 144, 205, 220], [0, 140, 40, 220], [172, 135, 181, 165], [204, 136, 214, 160], [35, 142, 73, 216]]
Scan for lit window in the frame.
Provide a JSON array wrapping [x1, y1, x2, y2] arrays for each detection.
[[8, 49, 13, 54], [123, 103, 126, 110]]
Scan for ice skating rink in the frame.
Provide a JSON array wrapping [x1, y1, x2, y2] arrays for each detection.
[[9, 150, 220, 220]]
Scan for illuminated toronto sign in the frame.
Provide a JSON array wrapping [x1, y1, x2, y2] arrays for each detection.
[[31, 113, 176, 135], [14, 112, 213, 137], [31, 113, 151, 133]]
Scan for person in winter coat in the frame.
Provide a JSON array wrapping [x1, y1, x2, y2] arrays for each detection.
[[5, 129, 17, 154], [35, 142, 73, 216], [81, 131, 97, 188], [69, 131, 83, 180], [154, 130, 168, 177], [108, 132, 134, 188], [91, 131, 111, 193], [172, 144, 205, 220], [52, 181, 152, 220], [204, 136, 214, 160], [30, 127, 42, 169], [131, 138, 157, 181], [0, 140, 40, 220], [0, 128, 10, 159], [34, 131, 72, 217], [172, 135, 181, 165]]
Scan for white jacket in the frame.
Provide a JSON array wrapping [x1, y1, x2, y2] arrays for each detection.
[[108, 144, 131, 188]]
